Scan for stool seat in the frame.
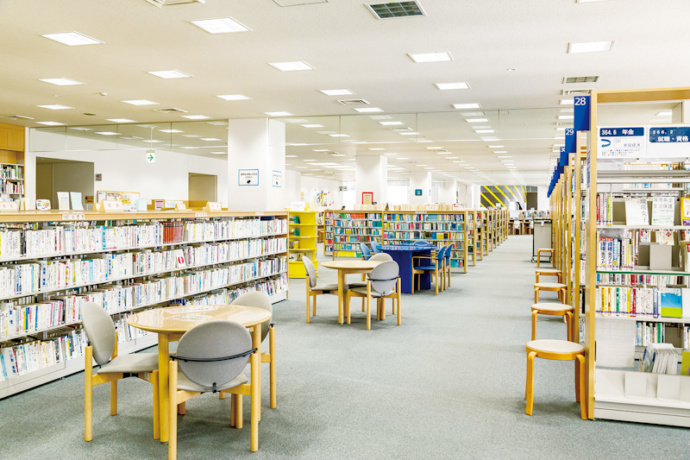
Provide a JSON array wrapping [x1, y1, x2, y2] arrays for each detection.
[[526, 339, 583, 356], [534, 282, 565, 289], [531, 303, 573, 313], [535, 268, 560, 274]]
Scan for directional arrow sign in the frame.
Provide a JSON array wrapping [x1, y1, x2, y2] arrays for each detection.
[[146, 151, 156, 163]]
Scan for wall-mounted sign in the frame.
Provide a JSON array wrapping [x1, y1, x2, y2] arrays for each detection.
[[362, 192, 373, 205], [146, 151, 156, 163], [238, 169, 259, 186], [272, 170, 282, 188], [415, 189, 423, 196]]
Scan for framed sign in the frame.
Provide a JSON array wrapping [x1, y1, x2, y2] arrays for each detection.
[[362, 192, 373, 205], [272, 170, 282, 188], [415, 189, 423, 197], [239, 169, 259, 186]]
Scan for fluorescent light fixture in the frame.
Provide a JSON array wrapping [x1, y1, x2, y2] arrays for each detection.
[[446, 156, 458, 159], [558, 115, 574, 120], [265, 111, 293, 117], [488, 145, 504, 148], [304, 159, 316, 162], [183, 134, 201, 138], [329, 134, 350, 137], [159, 129, 183, 133], [481, 137, 499, 141], [452, 103, 481, 110], [191, 17, 251, 34], [268, 61, 314, 71], [560, 108, 575, 113], [437, 151, 451, 155], [106, 118, 136, 123], [369, 148, 385, 151], [39, 77, 84, 86], [320, 89, 353, 96], [560, 99, 574, 105], [379, 121, 404, 126], [309, 162, 340, 166], [182, 115, 210, 120], [36, 121, 65, 126], [474, 129, 495, 133], [301, 124, 324, 128], [210, 152, 226, 155], [181, 147, 197, 150], [465, 118, 489, 123], [95, 131, 119, 136], [148, 70, 192, 79], [333, 154, 347, 157], [69, 127, 92, 131], [434, 82, 469, 90], [568, 41, 614, 54], [408, 52, 452, 63], [354, 107, 384, 113], [399, 132, 420, 136], [217, 94, 251, 101], [42, 32, 103, 46], [317, 131, 335, 135], [145, 140, 163, 143], [37, 104, 74, 110], [426, 146, 444, 150], [556, 127, 566, 131], [201, 138, 221, 141], [122, 99, 158, 106]]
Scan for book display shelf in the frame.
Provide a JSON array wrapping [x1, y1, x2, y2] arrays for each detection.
[[288, 210, 318, 278], [384, 211, 469, 273], [0, 210, 288, 399], [584, 87, 690, 427], [317, 212, 325, 244], [328, 211, 383, 259]]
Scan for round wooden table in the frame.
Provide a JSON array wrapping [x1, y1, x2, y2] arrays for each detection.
[[127, 304, 271, 443], [321, 260, 383, 324]]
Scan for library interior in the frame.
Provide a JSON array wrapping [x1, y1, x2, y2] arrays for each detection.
[[3, 1, 690, 458]]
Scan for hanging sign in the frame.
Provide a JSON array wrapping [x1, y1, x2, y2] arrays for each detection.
[[598, 127, 645, 158], [238, 169, 259, 186], [565, 128, 576, 154], [573, 95, 591, 132], [648, 126, 690, 158]]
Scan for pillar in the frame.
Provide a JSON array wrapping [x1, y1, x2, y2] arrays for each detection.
[[437, 181, 457, 204], [355, 155, 387, 205], [227, 119, 285, 211], [409, 171, 432, 205]]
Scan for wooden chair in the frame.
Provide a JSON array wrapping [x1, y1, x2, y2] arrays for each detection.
[[169, 320, 260, 458], [525, 339, 586, 419], [534, 282, 566, 303], [303, 256, 341, 323], [536, 248, 554, 268], [231, 291, 276, 409], [412, 246, 446, 295], [345, 261, 401, 330], [531, 303, 574, 341], [81, 302, 159, 442], [441, 243, 454, 290], [535, 268, 562, 283]]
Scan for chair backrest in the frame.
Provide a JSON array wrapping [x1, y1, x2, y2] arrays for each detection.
[[302, 256, 317, 288], [368, 261, 399, 296], [370, 241, 382, 253], [81, 302, 116, 366], [369, 252, 393, 262], [176, 320, 252, 391], [436, 245, 448, 261], [231, 291, 272, 343], [443, 244, 454, 263], [359, 242, 371, 259]]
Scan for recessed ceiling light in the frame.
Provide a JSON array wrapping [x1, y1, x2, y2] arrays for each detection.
[[42, 32, 103, 46], [354, 107, 384, 113], [183, 134, 201, 138], [317, 131, 335, 135], [106, 118, 136, 123], [556, 127, 566, 131], [434, 82, 469, 90], [446, 156, 458, 159], [39, 77, 85, 86], [558, 115, 574, 120], [369, 148, 385, 151], [320, 89, 353, 96], [210, 151, 226, 155], [312, 149, 330, 152], [399, 132, 420, 136], [148, 70, 192, 79], [201, 138, 221, 141], [426, 146, 444, 150], [378, 121, 404, 127], [95, 131, 119, 136], [123, 99, 158, 106], [191, 17, 251, 34], [452, 103, 481, 110], [494, 151, 508, 154], [36, 121, 65, 126], [301, 124, 325, 128], [159, 129, 183, 133], [465, 118, 489, 123], [560, 99, 574, 105], [182, 115, 210, 120], [37, 104, 74, 110], [437, 151, 451, 155], [145, 140, 163, 143], [408, 51, 452, 63], [217, 94, 251, 101], [265, 111, 293, 117], [488, 145, 504, 149], [329, 134, 350, 137], [69, 127, 91, 131], [568, 41, 614, 53], [481, 137, 499, 141], [268, 61, 314, 72], [474, 129, 495, 134]]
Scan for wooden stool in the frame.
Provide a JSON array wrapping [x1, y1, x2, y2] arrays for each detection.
[[525, 339, 586, 419], [531, 303, 574, 341], [536, 248, 554, 268], [534, 282, 566, 303], [535, 268, 562, 283]]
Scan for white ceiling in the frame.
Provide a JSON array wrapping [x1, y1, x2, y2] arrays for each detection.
[[2, 0, 690, 186]]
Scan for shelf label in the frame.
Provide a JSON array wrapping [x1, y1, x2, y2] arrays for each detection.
[[61, 213, 85, 220], [573, 95, 591, 132], [598, 127, 645, 158], [99, 200, 124, 212], [649, 126, 690, 143], [204, 202, 222, 211]]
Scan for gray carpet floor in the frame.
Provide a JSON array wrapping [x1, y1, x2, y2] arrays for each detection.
[[1, 235, 687, 459]]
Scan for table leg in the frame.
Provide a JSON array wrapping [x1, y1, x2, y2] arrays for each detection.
[[158, 334, 170, 443], [338, 271, 345, 324], [252, 325, 262, 422]]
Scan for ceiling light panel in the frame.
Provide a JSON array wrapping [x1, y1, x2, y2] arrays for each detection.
[[191, 17, 251, 34], [320, 89, 353, 96], [265, 111, 293, 117], [182, 115, 210, 120], [354, 107, 383, 113], [408, 51, 452, 63], [36, 121, 65, 126], [37, 104, 74, 110], [148, 70, 192, 79], [269, 61, 314, 71], [567, 41, 614, 53], [39, 78, 84, 86], [434, 82, 469, 90], [452, 103, 481, 109], [106, 118, 136, 123], [122, 99, 158, 106], [42, 32, 103, 46], [217, 94, 251, 101]]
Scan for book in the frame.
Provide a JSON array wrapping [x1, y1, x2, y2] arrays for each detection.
[[625, 197, 649, 226], [659, 288, 683, 318], [680, 351, 690, 376], [56, 192, 70, 211], [651, 196, 675, 226], [70, 192, 83, 211], [682, 197, 690, 226]]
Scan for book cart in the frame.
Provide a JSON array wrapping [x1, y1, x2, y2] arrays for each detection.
[[0, 209, 288, 399]]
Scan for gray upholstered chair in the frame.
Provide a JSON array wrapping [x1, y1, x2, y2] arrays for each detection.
[[168, 320, 260, 458], [81, 302, 159, 442], [369, 252, 393, 262], [303, 256, 341, 323], [345, 261, 401, 330], [349, 252, 396, 313], [231, 291, 276, 409]]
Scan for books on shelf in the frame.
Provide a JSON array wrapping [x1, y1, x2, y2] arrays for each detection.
[[641, 343, 681, 375], [651, 197, 676, 226], [625, 197, 649, 226]]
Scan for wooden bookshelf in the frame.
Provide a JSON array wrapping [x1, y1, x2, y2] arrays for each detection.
[[0, 210, 288, 399], [288, 210, 318, 278]]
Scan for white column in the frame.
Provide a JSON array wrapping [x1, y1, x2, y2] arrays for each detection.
[[355, 155, 387, 205], [437, 180, 457, 204], [409, 171, 432, 205], [227, 119, 285, 211], [284, 169, 301, 208]]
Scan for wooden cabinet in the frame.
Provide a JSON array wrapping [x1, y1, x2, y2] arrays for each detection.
[[0, 123, 25, 152]]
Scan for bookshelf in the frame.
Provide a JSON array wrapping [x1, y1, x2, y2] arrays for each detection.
[[324, 210, 334, 256], [0, 210, 288, 399], [330, 210, 383, 259], [0, 124, 25, 203], [585, 87, 690, 427], [288, 210, 318, 278], [317, 212, 326, 244], [467, 210, 479, 266], [384, 210, 469, 273]]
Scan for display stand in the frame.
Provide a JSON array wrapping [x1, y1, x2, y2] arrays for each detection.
[[288, 210, 318, 278]]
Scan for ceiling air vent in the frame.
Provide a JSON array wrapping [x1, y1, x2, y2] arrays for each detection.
[[367, 1, 425, 19], [561, 89, 592, 96], [154, 107, 188, 113], [337, 99, 370, 106], [563, 76, 599, 84], [145, 0, 204, 7]]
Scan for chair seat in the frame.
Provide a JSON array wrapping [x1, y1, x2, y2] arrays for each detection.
[[349, 286, 393, 298], [535, 268, 561, 274], [414, 265, 437, 271], [176, 370, 248, 393], [98, 353, 158, 374], [534, 282, 565, 289], [531, 302, 573, 312], [347, 282, 367, 288], [312, 283, 343, 292], [537, 248, 554, 253], [526, 339, 584, 355]]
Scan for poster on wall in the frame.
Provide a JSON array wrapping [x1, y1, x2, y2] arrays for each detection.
[[272, 170, 282, 188], [362, 192, 373, 205], [239, 169, 259, 186]]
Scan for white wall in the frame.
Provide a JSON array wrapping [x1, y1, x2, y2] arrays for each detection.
[[300, 175, 342, 208], [537, 185, 548, 210]]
